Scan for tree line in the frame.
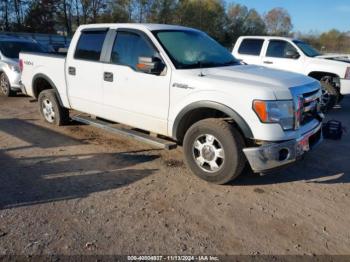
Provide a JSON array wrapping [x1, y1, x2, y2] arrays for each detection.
[[1, 0, 349, 52]]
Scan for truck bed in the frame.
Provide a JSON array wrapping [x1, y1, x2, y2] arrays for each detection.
[[20, 52, 70, 108]]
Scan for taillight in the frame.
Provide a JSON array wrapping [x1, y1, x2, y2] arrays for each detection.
[[19, 59, 23, 72], [345, 67, 350, 80]]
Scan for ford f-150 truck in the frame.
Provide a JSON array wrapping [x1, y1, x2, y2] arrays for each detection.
[[232, 36, 350, 111], [19, 24, 323, 184]]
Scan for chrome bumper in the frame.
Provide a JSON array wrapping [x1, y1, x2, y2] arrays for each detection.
[[243, 123, 323, 173]]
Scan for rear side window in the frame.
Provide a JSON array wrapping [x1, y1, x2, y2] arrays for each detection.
[[74, 30, 107, 61], [266, 40, 297, 58], [238, 39, 264, 56]]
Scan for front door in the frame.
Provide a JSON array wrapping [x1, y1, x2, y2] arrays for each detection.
[[261, 40, 304, 73], [102, 30, 171, 135]]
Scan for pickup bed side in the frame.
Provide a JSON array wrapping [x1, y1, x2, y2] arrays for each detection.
[[20, 53, 70, 108]]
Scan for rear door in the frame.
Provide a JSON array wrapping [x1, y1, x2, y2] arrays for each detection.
[[66, 28, 108, 116], [102, 29, 171, 135], [233, 38, 265, 65], [261, 40, 304, 73]]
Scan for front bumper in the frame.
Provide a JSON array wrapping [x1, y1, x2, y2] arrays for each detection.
[[340, 79, 350, 95], [243, 123, 322, 173]]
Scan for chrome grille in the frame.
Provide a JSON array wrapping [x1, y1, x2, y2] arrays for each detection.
[[290, 81, 322, 129], [301, 89, 322, 125]]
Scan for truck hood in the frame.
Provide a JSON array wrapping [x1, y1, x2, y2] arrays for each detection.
[[316, 54, 350, 64], [200, 65, 317, 99]]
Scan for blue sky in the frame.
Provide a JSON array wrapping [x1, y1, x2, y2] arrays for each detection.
[[228, 0, 350, 33]]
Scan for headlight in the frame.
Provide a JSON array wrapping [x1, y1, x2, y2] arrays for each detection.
[[7, 64, 20, 73], [345, 67, 350, 79], [253, 100, 294, 130]]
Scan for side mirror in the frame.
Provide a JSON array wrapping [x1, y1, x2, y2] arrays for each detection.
[[136, 56, 165, 75], [285, 50, 300, 59]]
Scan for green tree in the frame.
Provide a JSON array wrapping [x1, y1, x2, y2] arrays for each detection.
[[176, 0, 226, 43], [319, 29, 348, 52], [264, 7, 292, 36], [24, 0, 57, 33], [225, 4, 266, 47], [147, 0, 177, 24], [99, 0, 134, 23], [244, 9, 266, 35]]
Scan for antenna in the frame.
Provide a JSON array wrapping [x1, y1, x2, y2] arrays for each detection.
[[198, 60, 205, 77]]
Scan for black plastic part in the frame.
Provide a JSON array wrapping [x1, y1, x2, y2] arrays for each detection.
[[322, 120, 343, 140]]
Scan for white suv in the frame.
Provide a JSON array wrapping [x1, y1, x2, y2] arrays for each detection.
[[0, 36, 45, 96], [232, 36, 350, 111]]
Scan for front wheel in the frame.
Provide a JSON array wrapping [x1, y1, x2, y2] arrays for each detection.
[[38, 89, 69, 126], [183, 118, 246, 184], [320, 76, 339, 112], [0, 73, 15, 97]]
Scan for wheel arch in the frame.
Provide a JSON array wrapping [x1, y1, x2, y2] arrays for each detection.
[[308, 71, 340, 80], [172, 101, 253, 143], [32, 73, 64, 106]]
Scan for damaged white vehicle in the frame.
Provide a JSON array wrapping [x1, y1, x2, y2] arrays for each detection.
[[20, 24, 324, 184]]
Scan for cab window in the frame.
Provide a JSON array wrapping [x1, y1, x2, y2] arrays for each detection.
[[110, 31, 157, 70], [238, 39, 264, 56], [266, 40, 298, 58], [74, 30, 107, 61]]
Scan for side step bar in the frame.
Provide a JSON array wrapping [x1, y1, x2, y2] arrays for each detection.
[[71, 115, 177, 150]]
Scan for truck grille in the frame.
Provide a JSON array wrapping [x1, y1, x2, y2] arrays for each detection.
[[290, 81, 322, 129], [300, 89, 322, 126]]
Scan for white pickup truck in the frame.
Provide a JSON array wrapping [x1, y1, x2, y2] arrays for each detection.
[[20, 24, 323, 184], [232, 36, 350, 111]]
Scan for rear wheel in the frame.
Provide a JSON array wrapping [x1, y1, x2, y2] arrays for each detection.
[[0, 73, 15, 97], [320, 76, 339, 112], [183, 118, 246, 184], [38, 89, 69, 126]]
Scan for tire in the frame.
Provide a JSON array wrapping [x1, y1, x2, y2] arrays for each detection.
[[0, 73, 15, 97], [38, 89, 69, 126], [320, 76, 338, 112], [183, 118, 246, 185]]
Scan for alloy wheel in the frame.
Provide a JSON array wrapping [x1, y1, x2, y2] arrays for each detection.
[[42, 99, 56, 123], [192, 134, 225, 173]]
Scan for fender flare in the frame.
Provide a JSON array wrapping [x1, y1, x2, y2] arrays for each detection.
[[32, 73, 64, 106], [307, 71, 340, 80], [172, 101, 254, 140]]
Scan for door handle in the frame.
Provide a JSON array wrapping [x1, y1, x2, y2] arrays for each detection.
[[68, 66, 76, 75], [104, 72, 113, 82], [263, 61, 273, 64]]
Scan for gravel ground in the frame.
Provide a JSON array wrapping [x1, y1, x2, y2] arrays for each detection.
[[0, 94, 349, 256]]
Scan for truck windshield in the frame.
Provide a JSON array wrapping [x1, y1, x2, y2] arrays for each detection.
[[153, 30, 239, 69], [293, 40, 321, 57], [0, 41, 44, 59]]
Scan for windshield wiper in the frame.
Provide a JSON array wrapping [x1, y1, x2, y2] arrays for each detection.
[[179, 60, 239, 69], [220, 60, 239, 66]]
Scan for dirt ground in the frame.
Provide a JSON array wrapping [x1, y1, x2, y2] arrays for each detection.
[[0, 94, 349, 256]]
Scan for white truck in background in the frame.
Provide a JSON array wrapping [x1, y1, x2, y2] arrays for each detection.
[[232, 36, 350, 111], [20, 24, 323, 184]]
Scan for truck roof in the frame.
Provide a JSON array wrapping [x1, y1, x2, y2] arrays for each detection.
[[238, 36, 296, 41], [78, 23, 198, 32]]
